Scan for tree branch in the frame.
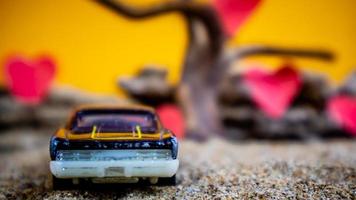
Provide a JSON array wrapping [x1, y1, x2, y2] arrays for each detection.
[[209, 45, 334, 86], [226, 45, 334, 61]]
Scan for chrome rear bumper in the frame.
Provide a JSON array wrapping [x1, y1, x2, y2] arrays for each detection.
[[50, 160, 179, 178]]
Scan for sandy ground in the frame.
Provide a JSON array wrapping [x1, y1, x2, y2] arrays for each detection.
[[0, 128, 355, 200]]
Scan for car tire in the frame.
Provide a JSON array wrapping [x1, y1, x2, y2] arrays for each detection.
[[158, 175, 176, 186], [52, 175, 73, 190]]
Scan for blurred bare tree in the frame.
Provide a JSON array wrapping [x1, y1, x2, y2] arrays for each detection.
[[95, 0, 333, 139]]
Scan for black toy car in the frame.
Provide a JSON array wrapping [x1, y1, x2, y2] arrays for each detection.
[[49, 105, 179, 188]]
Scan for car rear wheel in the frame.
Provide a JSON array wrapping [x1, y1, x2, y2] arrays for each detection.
[[158, 175, 176, 186], [52, 175, 73, 190]]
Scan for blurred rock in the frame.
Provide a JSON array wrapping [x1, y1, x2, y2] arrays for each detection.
[[293, 72, 331, 111], [337, 71, 356, 96], [119, 66, 176, 106], [0, 86, 127, 130], [255, 107, 328, 140], [218, 73, 253, 106], [0, 95, 33, 128], [46, 86, 122, 105], [219, 70, 350, 140], [221, 105, 256, 140], [2, 67, 350, 140]]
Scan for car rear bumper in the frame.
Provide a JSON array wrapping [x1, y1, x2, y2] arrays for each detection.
[[50, 159, 179, 178]]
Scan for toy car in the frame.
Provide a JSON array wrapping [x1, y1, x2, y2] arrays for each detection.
[[49, 105, 179, 188]]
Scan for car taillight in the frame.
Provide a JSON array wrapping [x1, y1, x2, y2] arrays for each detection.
[[55, 149, 173, 161]]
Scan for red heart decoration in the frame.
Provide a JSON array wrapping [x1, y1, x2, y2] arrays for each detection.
[[4, 55, 56, 105], [327, 95, 356, 136], [213, 0, 262, 36], [243, 65, 302, 118], [156, 104, 185, 139]]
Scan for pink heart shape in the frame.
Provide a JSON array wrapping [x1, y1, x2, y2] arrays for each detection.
[[213, 0, 262, 36], [327, 95, 356, 136], [5, 55, 56, 105], [243, 65, 302, 118], [156, 104, 185, 139]]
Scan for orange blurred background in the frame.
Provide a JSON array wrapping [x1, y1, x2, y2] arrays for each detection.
[[0, 0, 355, 95]]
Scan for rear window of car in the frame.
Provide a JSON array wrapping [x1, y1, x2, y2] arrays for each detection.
[[70, 109, 158, 133]]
